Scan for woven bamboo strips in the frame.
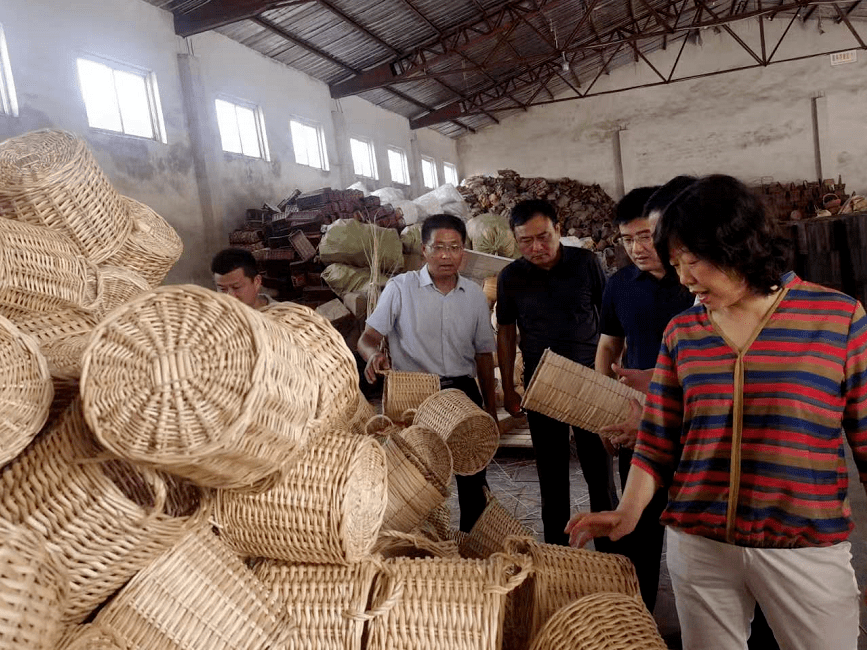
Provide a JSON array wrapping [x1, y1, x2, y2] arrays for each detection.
[[460, 490, 534, 560], [382, 371, 440, 423], [372, 530, 460, 560]]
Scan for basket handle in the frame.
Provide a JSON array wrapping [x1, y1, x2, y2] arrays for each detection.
[[343, 560, 404, 622], [486, 550, 534, 595], [81, 260, 105, 313], [364, 414, 394, 436], [399, 408, 417, 423]]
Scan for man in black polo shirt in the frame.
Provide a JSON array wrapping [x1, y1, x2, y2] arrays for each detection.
[[595, 182, 694, 612], [496, 198, 617, 547]]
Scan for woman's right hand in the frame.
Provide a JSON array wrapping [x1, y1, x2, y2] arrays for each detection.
[[565, 509, 639, 548]]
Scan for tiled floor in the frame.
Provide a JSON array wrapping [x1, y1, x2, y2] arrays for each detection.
[[447, 445, 867, 650]]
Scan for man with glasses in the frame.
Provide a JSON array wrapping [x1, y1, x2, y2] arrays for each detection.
[[358, 213, 499, 531], [496, 198, 617, 547]]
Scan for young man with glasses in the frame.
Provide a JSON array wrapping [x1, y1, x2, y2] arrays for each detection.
[[358, 213, 499, 531]]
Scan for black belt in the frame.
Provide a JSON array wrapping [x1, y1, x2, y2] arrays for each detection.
[[440, 375, 472, 388]]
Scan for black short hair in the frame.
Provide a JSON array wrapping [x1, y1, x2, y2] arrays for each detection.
[[654, 174, 791, 295], [510, 199, 558, 230], [210, 248, 259, 279], [421, 214, 467, 246], [614, 186, 660, 226], [642, 175, 697, 219]]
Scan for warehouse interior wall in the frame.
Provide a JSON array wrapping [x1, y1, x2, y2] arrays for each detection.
[[456, 18, 867, 202], [0, 0, 458, 285]]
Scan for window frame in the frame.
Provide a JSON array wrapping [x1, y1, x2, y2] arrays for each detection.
[[349, 135, 378, 180], [75, 55, 167, 143], [421, 155, 438, 189], [214, 96, 270, 161], [443, 161, 459, 187], [387, 145, 410, 186], [289, 116, 329, 171], [0, 24, 18, 117]]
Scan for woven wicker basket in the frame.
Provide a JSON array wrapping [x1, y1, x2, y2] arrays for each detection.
[[9, 307, 98, 346], [0, 400, 209, 625], [348, 390, 376, 436], [399, 425, 452, 491], [80, 285, 320, 490], [372, 530, 460, 559], [96, 266, 150, 318], [460, 490, 534, 560], [413, 388, 499, 475], [503, 536, 641, 649], [253, 559, 379, 650], [417, 502, 453, 543], [528, 593, 667, 650], [0, 218, 102, 317], [381, 430, 450, 533], [214, 429, 387, 564], [260, 301, 359, 430], [0, 315, 53, 466], [103, 196, 182, 288], [0, 130, 132, 263], [90, 527, 290, 650], [41, 332, 90, 381], [0, 521, 68, 650], [382, 371, 440, 423], [522, 349, 645, 437], [366, 554, 531, 650], [57, 626, 126, 650]]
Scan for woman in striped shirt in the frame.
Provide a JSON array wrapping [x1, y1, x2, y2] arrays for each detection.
[[567, 174, 867, 650]]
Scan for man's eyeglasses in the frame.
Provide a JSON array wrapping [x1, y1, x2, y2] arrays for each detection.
[[620, 234, 654, 248], [426, 244, 463, 255]]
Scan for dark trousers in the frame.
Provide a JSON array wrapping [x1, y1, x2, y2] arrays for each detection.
[[617, 449, 667, 613], [525, 410, 618, 548], [441, 375, 489, 532]]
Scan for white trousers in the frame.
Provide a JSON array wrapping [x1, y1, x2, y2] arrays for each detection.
[[666, 528, 860, 650]]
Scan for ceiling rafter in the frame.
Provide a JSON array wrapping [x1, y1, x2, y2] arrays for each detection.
[[175, 0, 310, 36]]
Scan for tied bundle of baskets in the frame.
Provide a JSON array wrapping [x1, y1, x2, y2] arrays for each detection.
[[0, 400, 209, 625], [521, 349, 645, 437], [528, 593, 668, 650], [0, 314, 53, 466], [0, 521, 68, 650], [382, 371, 440, 422], [87, 527, 290, 650], [213, 429, 387, 564], [460, 490, 534, 560], [0, 130, 132, 263], [413, 388, 499, 475], [80, 285, 320, 490]]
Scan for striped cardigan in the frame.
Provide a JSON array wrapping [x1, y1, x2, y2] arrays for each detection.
[[632, 273, 867, 548]]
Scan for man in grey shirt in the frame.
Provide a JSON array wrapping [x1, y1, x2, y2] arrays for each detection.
[[358, 213, 499, 531]]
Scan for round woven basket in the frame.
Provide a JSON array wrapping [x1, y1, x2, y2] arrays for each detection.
[[253, 558, 380, 650], [91, 527, 290, 650], [96, 266, 150, 319], [0, 218, 102, 317], [0, 315, 53, 466], [9, 307, 98, 346], [382, 371, 441, 423], [80, 285, 320, 490], [0, 130, 132, 263], [103, 196, 183, 288], [58, 626, 126, 650], [41, 332, 90, 381], [0, 400, 209, 625], [398, 425, 453, 489], [366, 554, 531, 650], [381, 430, 450, 533], [503, 536, 641, 649], [214, 429, 387, 564], [412, 388, 499, 475], [417, 502, 453, 543], [528, 593, 668, 650], [460, 490, 534, 560], [260, 301, 359, 430], [348, 390, 376, 436], [0, 521, 68, 650]]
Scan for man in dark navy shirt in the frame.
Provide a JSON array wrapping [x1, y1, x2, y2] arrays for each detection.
[[497, 198, 617, 547]]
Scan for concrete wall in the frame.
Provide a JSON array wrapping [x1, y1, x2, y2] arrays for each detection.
[[457, 18, 867, 200], [0, 0, 457, 284]]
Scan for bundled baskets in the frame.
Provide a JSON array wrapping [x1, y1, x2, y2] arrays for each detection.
[[0, 521, 68, 650], [521, 348, 645, 437], [382, 371, 440, 422], [0, 130, 131, 263], [213, 429, 387, 564], [528, 593, 667, 650], [413, 388, 499, 475], [80, 285, 320, 489]]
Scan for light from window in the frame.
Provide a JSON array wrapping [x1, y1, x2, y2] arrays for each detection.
[[443, 162, 459, 187], [421, 156, 438, 189], [76, 57, 165, 141], [290, 119, 328, 170], [350, 137, 377, 179], [0, 25, 18, 117], [387, 146, 410, 185], [215, 99, 268, 159]]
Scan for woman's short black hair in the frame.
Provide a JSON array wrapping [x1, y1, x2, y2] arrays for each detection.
[[510, 199, 558, 230], [421, 213, 467, 246], [654, 174, 791, 295]]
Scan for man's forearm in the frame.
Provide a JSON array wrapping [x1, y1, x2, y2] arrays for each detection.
[[475, 352, 497, 414], [497, 325, 517, 391]]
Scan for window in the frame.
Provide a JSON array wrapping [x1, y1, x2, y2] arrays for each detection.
[[421, 156, 438, 189], [0, 25, 18, 117], [76, 57, 166, 142], [349, 137, 377, 179], [290, 118, 328, 170], [443, 162, 459, 187], [387, 146, 410, 185], [215, 98, 269, 160]]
